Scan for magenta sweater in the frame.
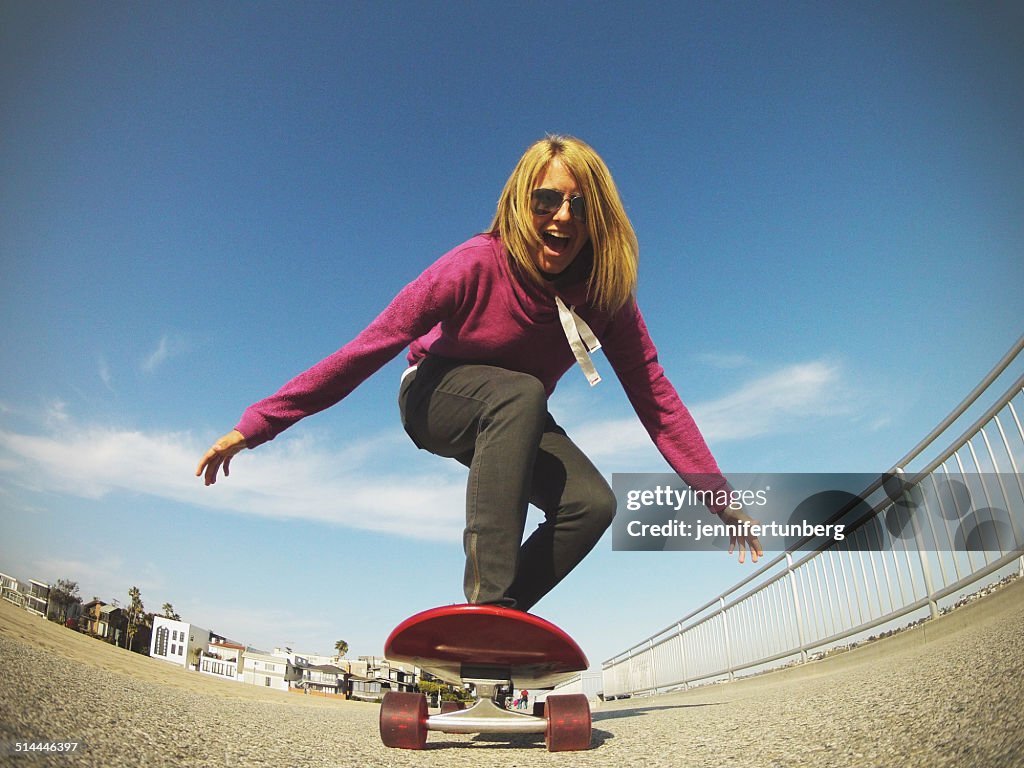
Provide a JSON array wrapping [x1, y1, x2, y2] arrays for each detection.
[[236, 234, 728, 498]]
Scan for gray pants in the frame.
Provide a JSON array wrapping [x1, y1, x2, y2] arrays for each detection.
[[399, 356, 616, 611]]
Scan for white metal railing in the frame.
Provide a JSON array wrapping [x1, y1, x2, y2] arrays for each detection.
[[599, 334, 1024, 698]]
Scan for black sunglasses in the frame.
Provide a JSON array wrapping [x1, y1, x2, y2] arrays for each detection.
[[531, 188, 587, 223]]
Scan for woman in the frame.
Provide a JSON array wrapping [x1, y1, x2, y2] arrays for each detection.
[[196, 135, 761, 611]]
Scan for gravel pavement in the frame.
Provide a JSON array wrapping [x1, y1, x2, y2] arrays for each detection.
[[2, 579, 1022, 767]]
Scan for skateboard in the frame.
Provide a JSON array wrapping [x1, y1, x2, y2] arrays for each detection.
[[378, 603, 591, 751]]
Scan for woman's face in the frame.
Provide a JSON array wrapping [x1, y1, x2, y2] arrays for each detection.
[[530, 159, 588, 275]]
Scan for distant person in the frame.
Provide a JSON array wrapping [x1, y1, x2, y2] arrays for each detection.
[[196, 135, 762, 611]]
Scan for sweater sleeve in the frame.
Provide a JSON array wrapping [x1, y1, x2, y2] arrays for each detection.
[[234, 257, 460, 448], [601, 299, 732, 514]]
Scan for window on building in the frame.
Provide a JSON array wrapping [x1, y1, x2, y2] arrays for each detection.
[[155, 626, 169, 656]]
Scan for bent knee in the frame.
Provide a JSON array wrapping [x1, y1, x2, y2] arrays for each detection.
[[504, 372, 547, 410], [484, 371, 548, 424], [586, 484, 617, 532]]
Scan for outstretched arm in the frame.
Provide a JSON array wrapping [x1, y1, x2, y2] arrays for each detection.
[[602, 301, 761, 564], [196, 429, 247, 486]]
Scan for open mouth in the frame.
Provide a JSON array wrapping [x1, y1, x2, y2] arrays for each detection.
[[542, 231, 572, 254]]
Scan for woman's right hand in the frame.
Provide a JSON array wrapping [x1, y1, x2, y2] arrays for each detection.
[[196, 429, 247, 486], [716, 505, 763, 564]]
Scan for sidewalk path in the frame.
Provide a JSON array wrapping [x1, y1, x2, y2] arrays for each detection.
[[2, 578, 1022, 767]]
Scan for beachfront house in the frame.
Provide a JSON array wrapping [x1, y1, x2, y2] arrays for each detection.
[[0, 572, 25, 608], [346, 669, 383, 701], [199, 638, 246, 682], [26, 579, 50, 618], [364, 656, 419, 694], [241, 650, 303, 691], [80, 600, 127, 645], [299, 664, 349, 697], [151, 616, 211, 670], [340, 657, 419, 702]]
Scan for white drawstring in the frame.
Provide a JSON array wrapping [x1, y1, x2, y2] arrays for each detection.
[[555, 296, 602, 386]]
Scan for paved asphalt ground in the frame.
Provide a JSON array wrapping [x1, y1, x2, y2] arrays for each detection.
[[1, 576, 1022, 767]]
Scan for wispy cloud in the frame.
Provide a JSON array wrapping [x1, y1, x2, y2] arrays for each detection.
[[568, 359, 854, 463], [44, 400, 70, 428], [141, 334, 185, 374], [691, 360, 849, 441], [0, 417, 465, 542], [98, 356, 114, 391]]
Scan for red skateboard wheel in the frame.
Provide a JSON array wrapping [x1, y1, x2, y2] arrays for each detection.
[[544, 694, 591, 752], [379, 691, 428, 749]]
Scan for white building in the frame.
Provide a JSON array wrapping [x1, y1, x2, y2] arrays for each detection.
[[199, 639, 246, 682], [0, 572, 24, 608], [150, 617, 211, 669], [26, 579, 50, 617], [300, 664, 348, 697], [241, 650, 302, 692], [293, 652, 341, 667]]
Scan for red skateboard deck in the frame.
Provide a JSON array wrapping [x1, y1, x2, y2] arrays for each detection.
[[379, 604, 592, 751], [384, 603, 588, 689]]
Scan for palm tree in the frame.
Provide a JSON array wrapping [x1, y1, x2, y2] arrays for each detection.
[[334, 640, 349, 659], [125, 586, 144, 651]]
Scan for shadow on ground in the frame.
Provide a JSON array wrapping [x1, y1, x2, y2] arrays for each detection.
[[593, 700, 725, 723]]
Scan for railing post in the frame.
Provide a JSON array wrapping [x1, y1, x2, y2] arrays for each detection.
[[897, 467, 940, 620], [719, 597, 734, 681], [647, 638, 655, 696], [676, 622, 688, 690], [786, 553, 808, 663]]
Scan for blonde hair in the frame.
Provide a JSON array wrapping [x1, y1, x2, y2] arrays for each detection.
[[489, 135, 639, 312]]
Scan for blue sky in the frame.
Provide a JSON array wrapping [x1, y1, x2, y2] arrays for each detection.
[[1, 1, 1021, 666]]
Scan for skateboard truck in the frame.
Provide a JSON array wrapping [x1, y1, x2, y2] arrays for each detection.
[[429, 677, 543, 735]]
